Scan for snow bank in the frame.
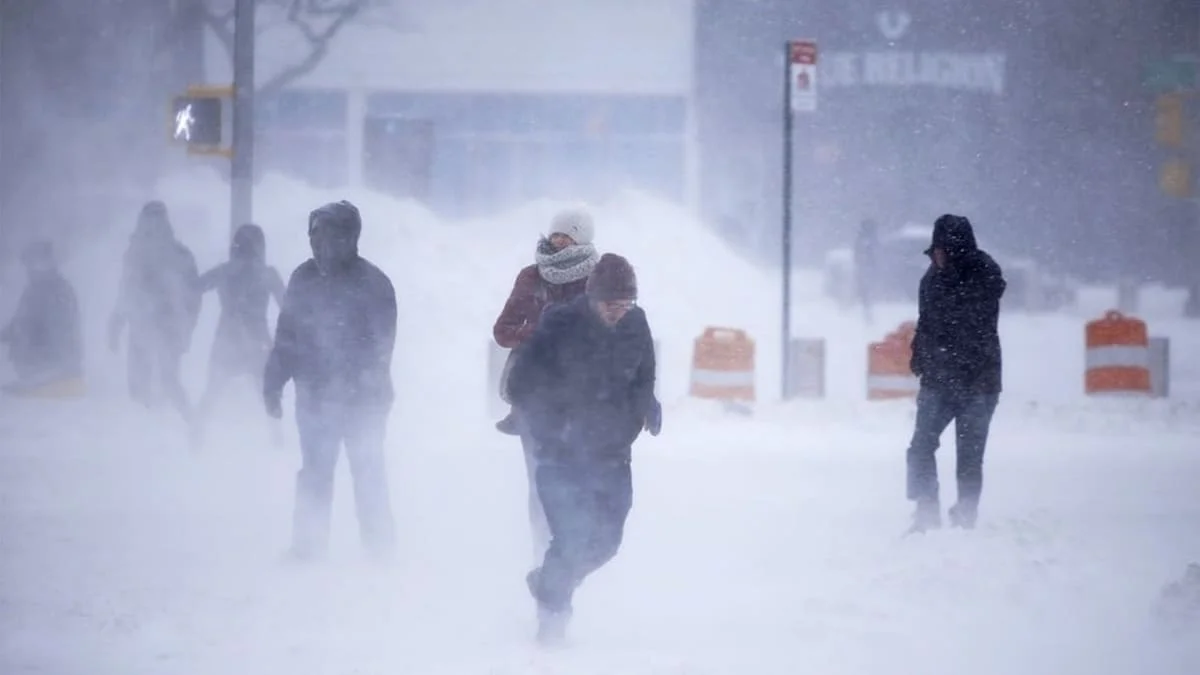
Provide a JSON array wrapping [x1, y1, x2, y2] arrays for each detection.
[[43, 168, 1200, 430]]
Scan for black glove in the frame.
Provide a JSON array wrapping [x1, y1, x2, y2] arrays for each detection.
[[909, 353, 923, 377], [644, 398, 662, 436], [264, 388, 283, 420]]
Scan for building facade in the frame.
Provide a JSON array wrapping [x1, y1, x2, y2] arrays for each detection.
[[694, 0, 1186, 282], [211, 0, 696, 219]]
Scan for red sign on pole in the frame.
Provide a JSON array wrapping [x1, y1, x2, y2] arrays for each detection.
[[788, 40, 819, 113]]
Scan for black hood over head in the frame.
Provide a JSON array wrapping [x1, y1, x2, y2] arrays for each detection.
[[20, 240, 56, 275], [134, 200, 175, 244], [231, 223, 266, 263], [924, 214, 978, 259], [308, 200, 362, 274]]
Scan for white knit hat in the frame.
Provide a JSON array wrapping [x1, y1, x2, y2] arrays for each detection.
[[548, 207, 595, 245]]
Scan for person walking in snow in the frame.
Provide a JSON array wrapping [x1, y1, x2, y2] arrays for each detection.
[[906, 214, 1006, 533], [505, 253, 662, 645], [1, 240, 83, 394], [192, 223, 286, 448], [108, 200, 201, 422], [855, 217, 879, 322], [492, 208, 599, 561], [263, 201, 399, 563]]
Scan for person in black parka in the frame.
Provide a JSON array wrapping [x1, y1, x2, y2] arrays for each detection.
[[108, 201, 201, 421], [263, 200, 399, 563], [907, 214, 1006, 533], [506, 252, 662, 645], [1, 240, 83, 392], [193, 223, 286, 446]]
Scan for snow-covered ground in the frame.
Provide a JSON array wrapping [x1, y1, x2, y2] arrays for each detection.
[[1, 173, 1199, 674]]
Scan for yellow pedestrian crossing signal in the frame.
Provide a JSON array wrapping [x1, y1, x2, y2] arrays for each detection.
[[1155, 93, 1185, 148], [1160, 158, 1192, 199], [169, 85, 234, 157]]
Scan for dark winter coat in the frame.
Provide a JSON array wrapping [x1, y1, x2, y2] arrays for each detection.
[[110, 203, 201, 353], [493, 264, 589, 349], [505, 294, 657, 465], [199, 224, 286, 373], [911, 215, 1006, 395], [263, 202, 397, 408], [1, 270, 83, 381]]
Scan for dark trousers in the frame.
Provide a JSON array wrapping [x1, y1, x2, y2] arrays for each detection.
[[906, 387, 999, 510], [292, 397, 396, 559], [514, 409, 551, 562], [530, 459, 633, 613], [127, 333, 190, 421]]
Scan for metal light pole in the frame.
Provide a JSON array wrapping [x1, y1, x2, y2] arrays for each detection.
[[781, 42, 794, 400], [230, 0, 255, 232]]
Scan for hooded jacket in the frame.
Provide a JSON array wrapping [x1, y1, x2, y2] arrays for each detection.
[[199, 224, 287, 369], [505, 294, 657, 465], [111, 201, 201, 350], [263, 201, 397, 407], [911, 214, 1006, 395]]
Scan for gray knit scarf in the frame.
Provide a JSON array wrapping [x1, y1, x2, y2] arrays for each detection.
[[535, 237, 599, 285]]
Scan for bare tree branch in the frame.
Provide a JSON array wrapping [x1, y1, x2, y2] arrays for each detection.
[[200, 5, 236, 65], [184, 0, 385, 96], [257, 0, 369, 97]]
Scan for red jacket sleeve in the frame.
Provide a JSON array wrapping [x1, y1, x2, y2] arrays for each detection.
[[493, 265, 542, 349]]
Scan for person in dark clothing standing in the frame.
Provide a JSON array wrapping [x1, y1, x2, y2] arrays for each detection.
[[108, 201, 201, 421], [854, 217, 879, 322], [906, 214, 1006, 533], [1, 240, 83, 394], [492, 208, 599, 562], [263, 200, 399, 563], [506, 253, 662, 646], [192, 223, 286, 447]]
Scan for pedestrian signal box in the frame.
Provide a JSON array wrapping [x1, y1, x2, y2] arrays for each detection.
[[171, 95, 223, 147], [1155, 93, 1185, 148]]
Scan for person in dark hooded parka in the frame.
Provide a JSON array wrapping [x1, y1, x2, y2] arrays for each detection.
[[192, 223, 286, 445], [108, 201, 201, 420], [263, 200, 399, 563], [505, 252, 662, 645], [1, 240, 83, 392], [906, 214, 1006, 533]]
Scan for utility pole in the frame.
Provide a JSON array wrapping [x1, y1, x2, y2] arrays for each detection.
[[230, 0, 255, 232]]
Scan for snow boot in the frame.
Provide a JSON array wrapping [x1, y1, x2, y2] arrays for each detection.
[[948, 502, 978, 530], [536, 605, 571, 647], [907, 499, 942, 534], [495, 410, 520, 436], [526, 567, 571, 647]]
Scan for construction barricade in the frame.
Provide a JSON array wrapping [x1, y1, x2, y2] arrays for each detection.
[[1085, 310, 1151, 396], [2, 376, 86, 399], [689, 327, 755, 402], [867, 321, 919, 400]]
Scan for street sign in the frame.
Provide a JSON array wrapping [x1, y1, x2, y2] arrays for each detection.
[[789, 40, 818, 113], [1143, 59, 1197, 91]]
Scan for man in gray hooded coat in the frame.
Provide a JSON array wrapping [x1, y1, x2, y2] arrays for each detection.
[[263, 200, 399, 562]]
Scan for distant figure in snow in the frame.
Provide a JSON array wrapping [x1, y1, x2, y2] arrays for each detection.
[[0, 240, 83, 394], [506, 253, 662, 646], [906, 214, 1005, 533], [492, 208, 599, 562], [263, 200, 399, 563], [192, 223, 286, 447], [108, 200, 201, 421], [855, 217, 879, 322]]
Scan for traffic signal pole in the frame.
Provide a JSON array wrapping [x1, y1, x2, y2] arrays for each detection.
[[230, 0, 255, 233]]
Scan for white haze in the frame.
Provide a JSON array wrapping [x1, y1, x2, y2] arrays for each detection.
[[0, 168, 1198, 674], [2, 0, 1200, 672]]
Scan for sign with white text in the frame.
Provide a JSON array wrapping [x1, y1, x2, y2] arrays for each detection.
[[789, 40, 819, 113]]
